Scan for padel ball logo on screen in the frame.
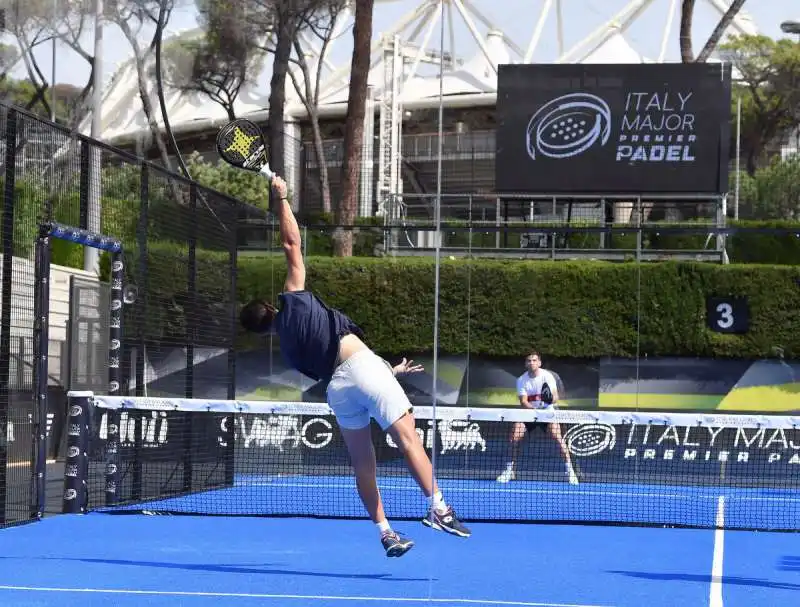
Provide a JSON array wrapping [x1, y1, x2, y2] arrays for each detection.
[[526, 91, 698, 164], [526, 93, 611, 160]]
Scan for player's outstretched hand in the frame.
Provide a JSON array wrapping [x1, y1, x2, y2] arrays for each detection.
[[393, 357, 424, 376], [271, 175, 288, 200]]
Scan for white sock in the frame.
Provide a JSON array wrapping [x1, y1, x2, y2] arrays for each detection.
[[376, 519, 391, 535], [431, 491, 448, 514]]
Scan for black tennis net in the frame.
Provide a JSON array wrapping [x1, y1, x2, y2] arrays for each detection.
[[62, 392, 800, 532]]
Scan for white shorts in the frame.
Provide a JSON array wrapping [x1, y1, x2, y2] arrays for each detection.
[[326, 349, 413, 431]]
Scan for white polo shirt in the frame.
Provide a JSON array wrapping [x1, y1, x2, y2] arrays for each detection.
[[516, 370, 558, 410]]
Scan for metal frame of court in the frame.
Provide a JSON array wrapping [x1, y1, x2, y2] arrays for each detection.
[[0, 103, 248, 528], [32, 222, 124, 518]]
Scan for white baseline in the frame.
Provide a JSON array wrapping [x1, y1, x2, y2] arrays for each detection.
[[0, 586, 615, 607]]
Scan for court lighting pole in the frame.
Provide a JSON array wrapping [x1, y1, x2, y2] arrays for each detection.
[[85, 0, 104, 274], [50, 0, 56, 122]]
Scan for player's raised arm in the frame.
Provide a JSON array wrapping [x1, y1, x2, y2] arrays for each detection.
[[270, 175, 305, 292]]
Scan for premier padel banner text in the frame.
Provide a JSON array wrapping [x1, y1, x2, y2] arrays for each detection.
[[495, 63, 732, 194]]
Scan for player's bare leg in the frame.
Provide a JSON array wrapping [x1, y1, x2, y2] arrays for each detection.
[[548, 422, 579, 485], [497, 422, 527, 483], [387, 411, 471, 537], [340, 424, 415, 557]]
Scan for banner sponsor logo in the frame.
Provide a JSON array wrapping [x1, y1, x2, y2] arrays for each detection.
[[528, 90, 699, 166], [218, 415, 334, 451], [566, 422, 800, 465], [616, 91, 697, 163], [564, 424, 616, 457], [385, 419, 488, 455], [526, 93, 612, 160], [98, 412, 168, 448]]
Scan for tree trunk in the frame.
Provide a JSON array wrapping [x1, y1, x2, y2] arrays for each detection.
[[118, 17, 174, 173], [133, 50, 174, 172], [310, 111, 332, 214], [268, 13, 293, 177], [679, 0, 696, 63], [334, 0, 374, 257], [695, 0, 748, 63]]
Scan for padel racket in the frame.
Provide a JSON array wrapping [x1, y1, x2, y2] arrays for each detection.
[[216, 118, 274, 179]]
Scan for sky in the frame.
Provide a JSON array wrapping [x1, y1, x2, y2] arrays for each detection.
[[6, 0, 798, 94]]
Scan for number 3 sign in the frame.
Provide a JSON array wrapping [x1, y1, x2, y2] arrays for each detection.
[[706, 296, 749, 334]]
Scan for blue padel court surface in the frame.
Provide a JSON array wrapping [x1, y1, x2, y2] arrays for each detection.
[[98, 474, 800, 531], [0, 508, 796, 606]]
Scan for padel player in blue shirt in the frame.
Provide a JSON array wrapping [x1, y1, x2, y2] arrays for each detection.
[[239, 173, 471, 557]]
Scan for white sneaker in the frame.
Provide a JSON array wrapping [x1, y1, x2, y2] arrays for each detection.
[[566, 463, 579, 485], [496, 467, 515, 483]]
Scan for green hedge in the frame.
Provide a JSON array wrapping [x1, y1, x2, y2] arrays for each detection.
[[232, 256, 800, 359]]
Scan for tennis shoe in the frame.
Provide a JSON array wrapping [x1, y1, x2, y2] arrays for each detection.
[[496, 467, 515, 483], [423, 506, 471, 538], [381, 530, 414, 557]]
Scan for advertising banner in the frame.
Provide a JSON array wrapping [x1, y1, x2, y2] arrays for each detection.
[[495, 63, 732, 194]]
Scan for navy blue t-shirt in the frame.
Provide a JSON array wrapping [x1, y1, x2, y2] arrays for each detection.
[[274, 290, 364, 382]]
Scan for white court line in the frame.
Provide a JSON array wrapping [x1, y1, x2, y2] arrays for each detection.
[[709, 496, 725, 607], [243, 479, 798, 503], [0, 586, 613, 607]]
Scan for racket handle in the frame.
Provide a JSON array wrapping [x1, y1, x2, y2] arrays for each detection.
[[260, 164, 275, 181]]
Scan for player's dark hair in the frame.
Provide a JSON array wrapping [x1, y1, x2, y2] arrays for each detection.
[[240, 299, 277, 334], [526, 351, 541, 360]]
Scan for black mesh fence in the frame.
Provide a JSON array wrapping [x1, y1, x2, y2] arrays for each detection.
[[0, 103, 244, 525]]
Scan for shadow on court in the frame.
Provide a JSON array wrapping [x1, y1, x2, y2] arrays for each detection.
[[610, 570, 800, 591], [0, 556, 433, 583]]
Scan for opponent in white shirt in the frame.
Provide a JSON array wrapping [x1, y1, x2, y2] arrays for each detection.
[[496, 352, 579, 485]]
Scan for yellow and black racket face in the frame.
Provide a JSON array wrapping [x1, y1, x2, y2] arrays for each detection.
[[216, 119, 268, 172]]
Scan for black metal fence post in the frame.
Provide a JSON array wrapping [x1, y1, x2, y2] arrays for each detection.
[[224, 202, 238, 486], [136, 163, 149, 397], [0, 109, 17, 525], [131, 163, 149, 501], [106, 249, 124, 505], [183, 182, 198, 492], [31, 228, 52, 519]]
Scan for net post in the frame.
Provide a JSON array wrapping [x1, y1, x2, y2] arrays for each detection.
[[105, 249, 124, 506], [62, 392, 91, 514], [31, 224, 53, 519], [0, 108, 18, 526]]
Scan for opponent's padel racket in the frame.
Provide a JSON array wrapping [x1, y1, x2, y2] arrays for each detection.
[[216, 118, 274, 179]]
